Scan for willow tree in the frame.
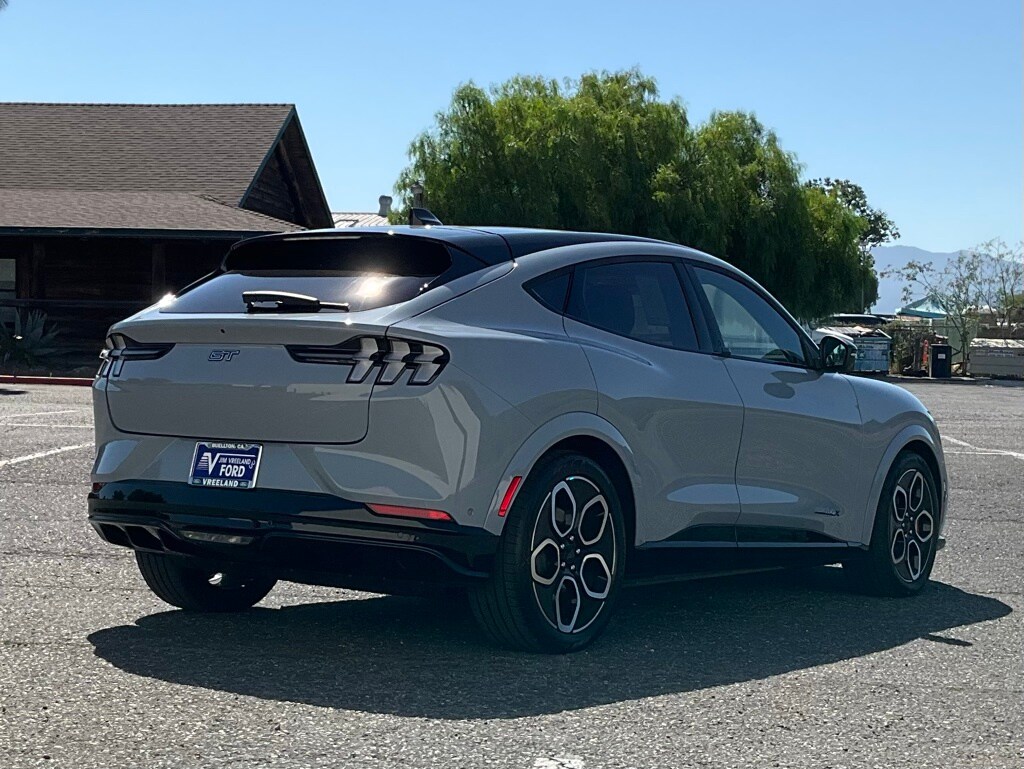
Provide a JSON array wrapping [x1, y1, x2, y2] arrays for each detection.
[[396, 69, 887, 319]]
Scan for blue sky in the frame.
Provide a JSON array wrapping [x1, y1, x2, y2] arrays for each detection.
[[1, 0, 1020, 252]]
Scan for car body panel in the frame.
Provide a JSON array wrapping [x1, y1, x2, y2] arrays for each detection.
[[480, 411, 638, 536], [94, 361, 535, 526], [90, 228, 948, 589], [565, 318, 745, 545], [724, 359, 868, 543]]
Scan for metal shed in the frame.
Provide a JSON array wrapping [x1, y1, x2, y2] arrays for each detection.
[[969, 339, 1024, 378]]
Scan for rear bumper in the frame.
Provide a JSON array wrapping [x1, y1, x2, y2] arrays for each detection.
[[88, 481, 498, 590]]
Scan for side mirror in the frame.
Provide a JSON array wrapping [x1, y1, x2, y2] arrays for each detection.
[[819, 334, 857, 373]]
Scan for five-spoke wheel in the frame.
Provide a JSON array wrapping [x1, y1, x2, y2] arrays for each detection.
[[889, 468, 936, 583], [469, 451, 625, 653], [845, 451, 939, 596], [529, 476, 617, 635]]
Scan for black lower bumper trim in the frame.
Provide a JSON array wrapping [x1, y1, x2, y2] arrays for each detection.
[[89, 481, 497, 584]]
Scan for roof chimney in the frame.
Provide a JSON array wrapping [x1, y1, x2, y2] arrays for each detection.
[[378, 195, 393, 217]]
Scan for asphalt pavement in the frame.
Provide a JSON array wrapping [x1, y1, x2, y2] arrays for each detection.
[[0, 381, 1020, 768]]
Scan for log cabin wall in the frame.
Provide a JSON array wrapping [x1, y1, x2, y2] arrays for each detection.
[[1, 235, 236, 370], [0, 103, 334, 372]]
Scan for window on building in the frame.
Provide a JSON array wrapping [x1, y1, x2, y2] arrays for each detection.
[[0, 258, 16, 324]]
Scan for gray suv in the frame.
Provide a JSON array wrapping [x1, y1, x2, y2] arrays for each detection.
[[89, 225, 947, 652]]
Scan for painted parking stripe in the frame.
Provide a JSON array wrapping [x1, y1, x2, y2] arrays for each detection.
[[2, 423, 93, 429], [0, 443, 92, 469], [533, 758, 585, 769], [0, 409, 82, 420], [943, 436, 1024, 461]]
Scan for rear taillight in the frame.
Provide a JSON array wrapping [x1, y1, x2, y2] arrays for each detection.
[[99, 334, 174, 377], [287, 336, 449, 386]]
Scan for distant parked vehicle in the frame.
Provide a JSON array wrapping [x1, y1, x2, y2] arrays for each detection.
[[88, 221, 948, 652], [821, 313, 890, 328]]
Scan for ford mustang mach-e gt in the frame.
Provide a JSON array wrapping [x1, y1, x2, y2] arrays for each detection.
[[89, 223, 947, 652]]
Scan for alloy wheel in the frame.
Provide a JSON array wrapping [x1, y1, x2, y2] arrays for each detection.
[[889, 469, 935, 583], [529, 475, 616, 634]]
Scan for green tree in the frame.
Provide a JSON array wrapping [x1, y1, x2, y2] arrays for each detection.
[[395, 71, 689, 236], [885, 250, 981, 369], [396, 69, 888, 320], [801, 186, 873, 319], [974, 239, 1024, 326], [806, 178, 899, 251], [807, 177, 899, 310], [885, 240, 1024, 368]]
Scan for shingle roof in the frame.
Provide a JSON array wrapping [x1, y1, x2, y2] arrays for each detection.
[[332, 212, 390, 228], [0, 189, 301, 233], [0, 102, 295, 204]]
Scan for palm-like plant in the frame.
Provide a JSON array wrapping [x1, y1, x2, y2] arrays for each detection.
[[0, 310, 61, 373]]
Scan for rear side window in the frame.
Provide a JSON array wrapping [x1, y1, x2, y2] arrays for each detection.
[[166, 235, 481, 314], [566, 261, 699, 351], [525, 271, 570, 313]]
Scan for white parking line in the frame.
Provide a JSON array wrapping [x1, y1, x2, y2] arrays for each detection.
[[943, 436, 1024, 461], [0, 443, 92, 469], [533, 758, 585, 769], [0, 409, 82, 420], [2, 423, 93, 429]]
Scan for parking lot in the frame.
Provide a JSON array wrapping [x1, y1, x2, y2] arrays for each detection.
[[0, 381, 1020, 769]]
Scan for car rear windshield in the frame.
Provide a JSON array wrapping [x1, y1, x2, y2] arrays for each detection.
[[164, 235, 478, 313]]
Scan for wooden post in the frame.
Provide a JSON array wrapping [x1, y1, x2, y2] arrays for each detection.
[[151, 242, 167, 299], [30, 241, 45, 299], [15, 247, 31, 299]]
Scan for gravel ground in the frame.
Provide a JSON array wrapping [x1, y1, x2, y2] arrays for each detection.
[[0, 381, 1020, 768]]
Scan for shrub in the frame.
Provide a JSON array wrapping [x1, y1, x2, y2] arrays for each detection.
[[0, 310, 61, 372]]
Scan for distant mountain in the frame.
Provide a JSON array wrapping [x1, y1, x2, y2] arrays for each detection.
[[869, 245, 961, 314]]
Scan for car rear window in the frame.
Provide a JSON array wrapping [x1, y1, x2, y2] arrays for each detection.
[[165, 235, 480, 314]]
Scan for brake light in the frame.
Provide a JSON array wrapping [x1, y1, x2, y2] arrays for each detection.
[[287, 336, 449, 386], [367, 503, 453, 522], [99, 334, 174, 377], [497, 476, 523, 517]]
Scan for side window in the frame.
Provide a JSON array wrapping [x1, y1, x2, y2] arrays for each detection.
[[567, 261, 699, 351], [525, 271, 570, 313], [0, 258, 16, 324], [693, 266, 807, 365]]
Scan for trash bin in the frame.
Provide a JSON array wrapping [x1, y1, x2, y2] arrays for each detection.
[[930, 344, 952, 379]]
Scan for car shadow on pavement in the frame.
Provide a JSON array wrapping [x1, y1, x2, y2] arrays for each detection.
[[88, 568, 1010, 720]]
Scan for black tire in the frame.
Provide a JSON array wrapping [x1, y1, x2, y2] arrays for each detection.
[[844, 452, 940, 596], [469, 451, 626, 653], [135, 551, 276, 612]]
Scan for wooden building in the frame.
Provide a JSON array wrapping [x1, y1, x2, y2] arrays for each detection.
[[0, 103, 332, 367]]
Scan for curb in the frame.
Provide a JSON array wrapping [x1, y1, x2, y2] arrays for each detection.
[[0, 375, 94, 387], [881, 375, 1024, 388]]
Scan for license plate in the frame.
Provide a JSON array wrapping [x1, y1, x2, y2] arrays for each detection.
[[189, 442, 262, 489]]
